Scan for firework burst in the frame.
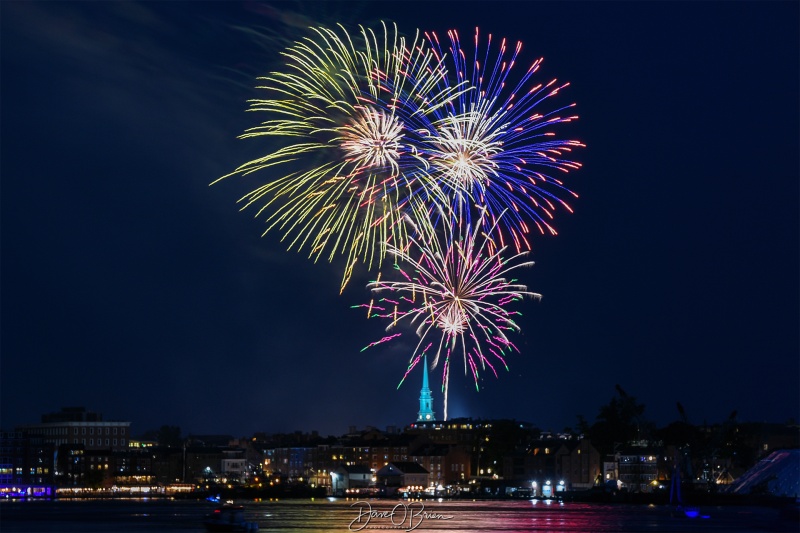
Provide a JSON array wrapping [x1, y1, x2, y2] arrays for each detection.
[[355, 205, 541, 420], [213, 22, 464, 290], [215, 21, 583, 419], [423, 28, 584, 252]]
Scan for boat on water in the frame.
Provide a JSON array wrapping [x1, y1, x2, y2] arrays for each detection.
[[202, 504, 259, 532]]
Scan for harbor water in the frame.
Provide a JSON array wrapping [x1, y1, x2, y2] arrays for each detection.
[[0, 497, 796, 532]]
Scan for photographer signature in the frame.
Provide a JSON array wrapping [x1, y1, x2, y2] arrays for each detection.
[[349, 500, 453, 531]]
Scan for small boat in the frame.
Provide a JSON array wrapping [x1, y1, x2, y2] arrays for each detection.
[[669, 467, 710, 520], [202, 504, 259, 532]]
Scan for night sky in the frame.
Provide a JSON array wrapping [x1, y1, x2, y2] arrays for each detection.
[[2, 1, 798, 439]]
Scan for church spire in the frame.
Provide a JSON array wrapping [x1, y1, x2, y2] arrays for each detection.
[[417, 355, 435, 422]]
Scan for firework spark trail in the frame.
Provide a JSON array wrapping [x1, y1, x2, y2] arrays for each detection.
[[359, 205, 541, 420], [213, 22, 467, 291], [422, 27, 584, 251], [395, 346, 430, 389], [359, 332, 402, 352]]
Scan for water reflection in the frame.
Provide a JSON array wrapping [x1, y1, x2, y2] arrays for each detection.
[[255, 498, 793, 532], [0, 497, 795, 532]]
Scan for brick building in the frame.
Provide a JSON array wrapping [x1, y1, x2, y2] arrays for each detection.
[[16, 407, 130, 453]]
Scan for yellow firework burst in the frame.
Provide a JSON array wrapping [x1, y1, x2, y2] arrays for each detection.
[[213, 22, 464, 291]]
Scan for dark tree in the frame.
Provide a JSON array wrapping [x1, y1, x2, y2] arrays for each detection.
[[586, 385, 651, 456], [138, 425, 183, 447], [157, 425, 183, 447], [574, 414, 591, 436]]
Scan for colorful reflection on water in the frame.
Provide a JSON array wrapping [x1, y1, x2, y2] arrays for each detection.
[[0, 497, 796, 532]]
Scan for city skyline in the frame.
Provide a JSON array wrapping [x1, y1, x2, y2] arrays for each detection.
[[6, 367, 798, 445], [2, 1, 798, 438]]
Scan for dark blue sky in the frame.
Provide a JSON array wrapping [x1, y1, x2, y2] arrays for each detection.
[[2, 1, 798, 438]]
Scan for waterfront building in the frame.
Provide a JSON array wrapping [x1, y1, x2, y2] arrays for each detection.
[[178, 443, 250, 485], [331, 464, 372, 495], [0, 431, 56, 496], [113, 447, 155, 486], [220, 448, 248, 484], [148, 446, 184, 484], [185, 445, 224, 484], [269, 446, 315, 480], [82, 448, 113, 487], [410, 443, 446, 486], [503, 439, 568, 486], [602, 454, 619, 484], [16, 407, 130, 452], [498, 437, 602, 492], [330, 432, 419, 471], [375, 461, 429, 492], [55, 445, 87, 487], [410, 442, 472, 485], [617, 445, 660, 493], [559, 439, 602, 490]]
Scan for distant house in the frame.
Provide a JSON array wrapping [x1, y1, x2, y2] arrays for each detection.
[[269, 446, 315, 480], [221, 449, 247, 484], [560, 439, 602, 490], [617, 445, 660, 493], [502, 439, 569, 485], [375, 461, 429, 493], [331, 464, 372, 495], [410, 442, 472, 485]]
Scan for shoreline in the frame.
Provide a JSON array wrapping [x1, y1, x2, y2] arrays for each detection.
[[4, 488, 796, 511]]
